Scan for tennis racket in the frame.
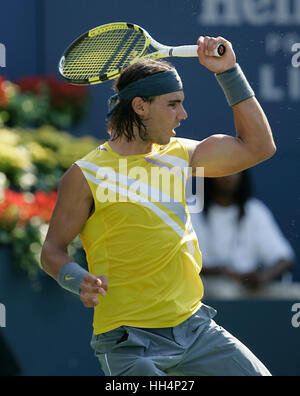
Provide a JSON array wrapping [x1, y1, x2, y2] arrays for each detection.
[[58, 22, 226, 86]]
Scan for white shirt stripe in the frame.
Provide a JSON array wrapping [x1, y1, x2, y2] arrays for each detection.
[[149, 153, 189, 172], [83, 171, 185, 237], [76, 160, 188, 226]]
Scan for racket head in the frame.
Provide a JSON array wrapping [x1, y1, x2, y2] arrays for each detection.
[[58, 22, 159, 86]]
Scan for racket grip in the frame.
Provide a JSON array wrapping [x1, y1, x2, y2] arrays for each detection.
[[170, 43, 226, 58]]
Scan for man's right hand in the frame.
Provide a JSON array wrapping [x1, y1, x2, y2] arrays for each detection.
[[79, 274, 108, 308]]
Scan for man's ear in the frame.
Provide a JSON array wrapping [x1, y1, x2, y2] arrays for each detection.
[[132, 97, 149, 117]]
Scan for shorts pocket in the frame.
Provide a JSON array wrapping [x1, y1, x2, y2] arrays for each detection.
[[111, 326, 150, 356], [91, 327, 128, 355]]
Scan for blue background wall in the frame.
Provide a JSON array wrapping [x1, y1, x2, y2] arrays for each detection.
[[1, 0, 298, 279], [0, 0, 300, 376]]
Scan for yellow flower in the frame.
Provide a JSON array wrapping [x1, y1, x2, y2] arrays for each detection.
[[0, 144, 31, 171], [0, 128, 20, 146], [56, 136, 101, 169], [35, 126, 73, 150], [26, 141, 57, 170]]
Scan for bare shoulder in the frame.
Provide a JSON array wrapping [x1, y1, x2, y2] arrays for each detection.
[[58, 164, 93, 203], [176, 137, 200, 162], [177, 137, 199, 147]]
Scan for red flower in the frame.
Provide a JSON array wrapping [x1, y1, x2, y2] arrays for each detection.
[[0, 189, 58, 225], [16, 75, 88, 107], [16, 76, 43, 95], [0, 76, 7, 107], [33, 191, 58, 222]]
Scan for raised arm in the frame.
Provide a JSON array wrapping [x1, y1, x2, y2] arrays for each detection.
[[181, 36, 276, 177]]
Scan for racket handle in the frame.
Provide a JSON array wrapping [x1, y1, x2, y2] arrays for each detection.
[[170, 43, 226, 58]]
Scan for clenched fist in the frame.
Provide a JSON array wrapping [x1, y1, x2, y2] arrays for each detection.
[[197, 36, 236, 74], [79, 274, 108, 308]]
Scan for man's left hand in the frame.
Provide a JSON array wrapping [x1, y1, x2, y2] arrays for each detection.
[[197, 36, 236, 74]]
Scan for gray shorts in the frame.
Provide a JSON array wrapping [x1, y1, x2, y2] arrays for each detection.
[[90, 304, 271, 376]]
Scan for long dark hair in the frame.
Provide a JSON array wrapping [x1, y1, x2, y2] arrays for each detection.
[[107, 59, 173, 142], [202, 170, 253, 222]]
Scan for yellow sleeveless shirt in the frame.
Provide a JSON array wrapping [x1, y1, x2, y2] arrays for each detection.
[[75, 138, 203, 334]]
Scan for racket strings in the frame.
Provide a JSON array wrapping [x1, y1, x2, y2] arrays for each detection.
[[62, 29, 147, 80]]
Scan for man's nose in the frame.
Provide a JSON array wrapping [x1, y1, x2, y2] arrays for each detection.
[[179, 105, 188, 120]]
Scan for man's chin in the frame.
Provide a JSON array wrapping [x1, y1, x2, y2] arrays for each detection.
[[160, 136, 172, 146], [153, 131, 176, 146]]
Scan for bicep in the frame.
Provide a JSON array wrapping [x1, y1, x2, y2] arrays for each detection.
[[179, 135, 259, 177], [191, 134, 256, 177], [45, 165, 93, 250]]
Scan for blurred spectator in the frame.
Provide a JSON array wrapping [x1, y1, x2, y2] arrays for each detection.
[[0, 332, 21, 376], [191, 171, 300, 299]]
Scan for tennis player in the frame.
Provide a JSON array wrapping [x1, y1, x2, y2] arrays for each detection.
[[41, 36, 276, 376]]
